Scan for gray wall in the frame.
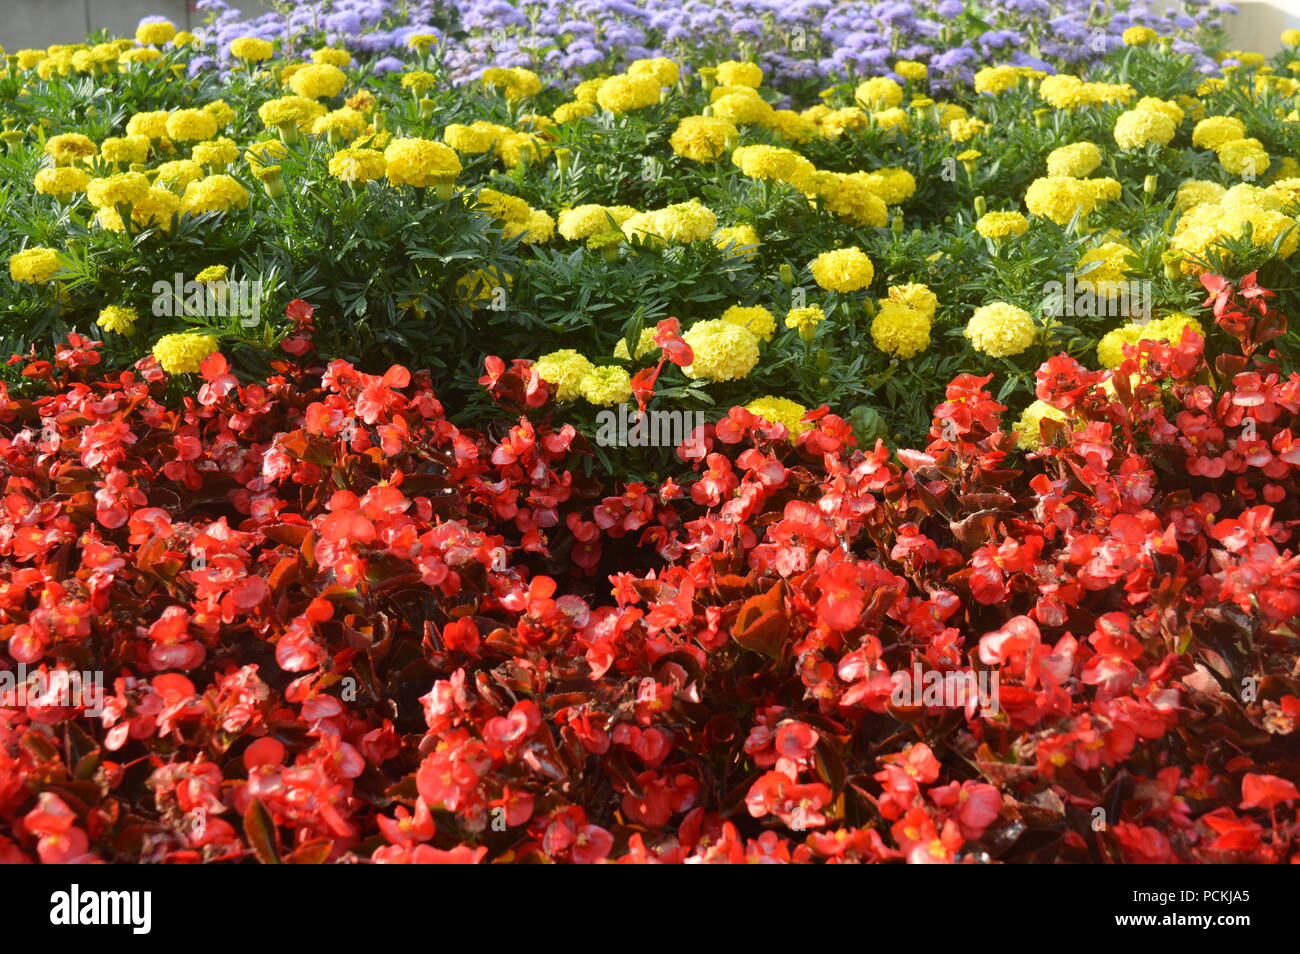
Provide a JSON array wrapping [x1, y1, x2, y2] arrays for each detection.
[[3, 0, 276, 51]]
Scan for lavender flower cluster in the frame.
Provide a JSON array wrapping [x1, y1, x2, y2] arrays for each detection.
[[191, 0, 1236, 86]]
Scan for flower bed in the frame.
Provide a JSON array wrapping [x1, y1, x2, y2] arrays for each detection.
[[1, 277, 1298, 864], [2, 3, 1300, 864]]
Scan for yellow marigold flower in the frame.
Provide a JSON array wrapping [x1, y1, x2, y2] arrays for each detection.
[[1221, 183, 1283, 212], [1087, 177, 1122, 203], [973, 65, 1027, 95], [172, 31, 197, 48], [244, 138, 289, 171], [535, 349, 596, 401], [614, 328, 660, 360], [1176, 179, 1226, 210], [871, 301, 930, 359], [34, 166, 91, 199], [328, 147, 386, 182], [670, 115, 738, 162], [1024, 176, 1097, 225], [855, 76, 903, 109], [86, 172, 150, 209], [1217, 138, 1270, 177], [558, 204, 638, 240], [153, 333, 219, 374], [574, 77, 606, 103], [1221, 207, 1300, 257], [480, 67, 540, 102], [965, 302, 1037, 357], [495, 132, 552, 169], [260, 96, 327, 131], [810, 247, 874, 293], [166, 109, 219, 143], [384, 138, 461, 187], [99, 135, 151, 166], [346, 90, 377, 112], [553, 101, 596, 124], [1015, 400, 1068, 450], [745, 396, 810, 441], [730, 144, 814, 187], [720, 304, 776, 341], [9, 247, 61, 283], [683, 320, 760, 381], [628, 57, 679, 87], [1113, 108, 1176, 149], [596, 73, 662, 113], [401, 70, 437, 94], [504, 209, 555, 245], [1038, 75, 1090, 109], [1283, 29, 1300, 46], [311, 107, 368, 140], [872, 107, 910, 132], [455, 267, 511, 307], [853, 167, 916, 206], [948, 117, 987, 142], [119, 48, 162, 67], [15, 49, 46, 70], [126, 111, 171, 140], [406, 34, 438, 53], [895, 60, 927, 82], [1122, 26, 1159, 45], [475, 188, 531, 224], [1098, 314, 1205, 368], [191, 137, 240, 167], [181, 174, 250, 214], [716, 60, 763, 88], [887, 283, 938, 320], [443, 121, 502, 154], [802, 171, 889, 228], [1085, 81, 1136, 106], [312, 47, 353, 68], [784, 304, 827, 338], [44, 132, 96, 165], [818, 106, 870, 138], [96, 304, 138, 334], [710, 90, 774, 125], [764, 109, 818, 143], [713, 224, 760, 257], [1078, 241, 1132, 284], [623, 201, 717, 245], [1135, 96, 1183, 126], [230, 37, 273, 62], [196, 265, 228, 283], [1267, 177, 1300, 211], [102, 186, 180, 232], [578, 365, 633, 406], [1046, 141, 1102, 178]]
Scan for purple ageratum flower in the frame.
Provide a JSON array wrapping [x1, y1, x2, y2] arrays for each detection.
[[936, 0, 963, 17], [1010, 51, 1053, 72], [978, 30, 1023, 51], [373, 56, 405, 73]]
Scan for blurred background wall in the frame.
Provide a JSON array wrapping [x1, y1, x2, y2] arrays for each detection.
[[3, 0, 1299, 56], [5, 1, 275, 50]]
